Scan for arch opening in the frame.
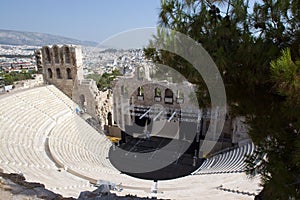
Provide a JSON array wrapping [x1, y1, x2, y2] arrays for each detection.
[[176, 90, 184, 103], [107, 112, 113, 126], [154, 87, 161, 102], [66, 68, 72, 79], [64, 46, 71, 64], [47, 68, 53, 79], [164, 88, 173, 104], [137, 86, 144, 101], [53, 46, 59, 64], [45, 47, 51, 63], [56, 68, 62, 79]]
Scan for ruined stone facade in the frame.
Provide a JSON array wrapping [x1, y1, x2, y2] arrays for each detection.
[[36, 45, 113, 129], [112, 65, 199, 129], [36, 45, 84, 97], [113, 65, 252, 156], [72, 79, 113, 128]]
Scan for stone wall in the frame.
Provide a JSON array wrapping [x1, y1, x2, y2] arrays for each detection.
[[232, 116, 251, 145], [113, 65, 198, 111], [72, 79, 113, 129], [36, 45, 84, 98], [112, 65, 199, 129]]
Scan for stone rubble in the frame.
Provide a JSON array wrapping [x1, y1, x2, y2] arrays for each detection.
[[0, 171, 165, 200]]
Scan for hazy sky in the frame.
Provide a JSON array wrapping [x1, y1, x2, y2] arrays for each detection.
[[0, 0, 161, 43]]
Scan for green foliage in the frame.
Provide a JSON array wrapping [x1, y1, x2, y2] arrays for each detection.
[[4, 74, 13, 85], [86, 73, 101, 83], [270, 48, 300, 99], [97, 69, 122, 91], [146, 0, 300, 198], [0, 70, 35, 86]]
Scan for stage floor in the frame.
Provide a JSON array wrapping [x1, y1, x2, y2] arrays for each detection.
[[109, 136, 204, 180]]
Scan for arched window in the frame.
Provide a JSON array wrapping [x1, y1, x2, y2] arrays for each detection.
[[56, 68, 62, 79], [44, 47, 51, 63], [107, 112, 112, 126], [53, 46, 59, 64], [155, 87, 161, 97], [66, 68, 72, 79], [60, 49, 64, 63], [137, 86, 144, 100], [176, 90, 184, 103], [154, 87, 161, 102], [164, 88, 173, 104], [47, 68, 53, 79], [64, 46, 71, 64], [138, 86, 144, 96]]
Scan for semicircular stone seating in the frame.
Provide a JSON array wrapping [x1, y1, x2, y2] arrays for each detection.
[[0, 85, 153, 198], [48, 109, 154, 194], [0, 85, 262, 199], [0, 86, 93, 197], [156, 142, 261, 200]]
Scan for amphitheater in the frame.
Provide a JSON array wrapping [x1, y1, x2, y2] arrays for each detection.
[[0, 85, 262, 199]]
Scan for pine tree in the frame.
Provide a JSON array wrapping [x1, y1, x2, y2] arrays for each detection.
[[145, 0, 300, 198]]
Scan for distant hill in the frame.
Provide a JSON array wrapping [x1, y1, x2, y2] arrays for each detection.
[[0, 29, 98, 46]]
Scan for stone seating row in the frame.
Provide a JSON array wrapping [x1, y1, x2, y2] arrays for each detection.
[[0, 86, 94, 197], [49, 114, 120, 174], [45, 85, 75, 110], [193, 143, 255, 175]]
